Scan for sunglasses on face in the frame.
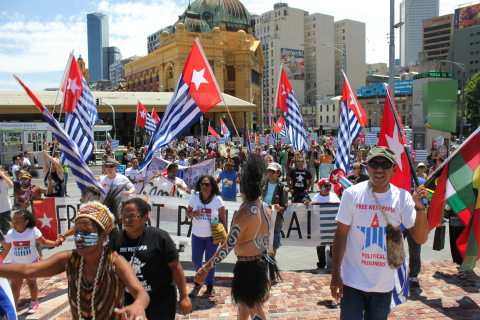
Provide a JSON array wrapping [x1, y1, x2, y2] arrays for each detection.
[[353, 167, 360, 170], [105, 165, 116, 169], [367, 161, 394, 170], [296, 160, 304, 163], [120, 213, 142, 220], [268, 169, 279, 174], [200, 183, 211, 187], [323, 184, 332, 187]]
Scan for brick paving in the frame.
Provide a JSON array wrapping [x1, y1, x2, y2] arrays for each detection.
[[19, 260, 480, 319]]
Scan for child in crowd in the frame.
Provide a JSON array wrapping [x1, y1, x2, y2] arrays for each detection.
[[0, 210, 56, 314]]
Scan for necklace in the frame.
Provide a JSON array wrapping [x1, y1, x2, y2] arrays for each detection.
[[77, 248, 105, 320]]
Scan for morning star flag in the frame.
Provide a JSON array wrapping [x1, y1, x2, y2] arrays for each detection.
[[426, 127, 480, 270], [333, 71, 368, 172], [60, 53, 98, 163], [219, 117, 230, 140], [140, 38, 222, 170], [378, 84, 411, 192], [151, 109, 160, 127], [15, 75, 106, 194], [0, 256, 16, 320], [273, 116, 287, 137], [268, 111, 278, 144], [136, 102, 156, 136], [275, 68, 308, 152]]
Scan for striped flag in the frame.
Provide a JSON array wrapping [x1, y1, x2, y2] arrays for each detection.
[[433, 136, 444, 149], [273, 116, 287, 137], [275, 68, 308, 152], [60, 53, 98, 164], [219, 117, 230, 141], [245, 125, 252, 155], [139, 38, 222, 170], [333, 71, 368, 172], [268, 111, 278, 145], [136, 101, 156, 136], [151, 109, 160, 127], [15, 75, 106, 194], [0, 256, 16, 320]]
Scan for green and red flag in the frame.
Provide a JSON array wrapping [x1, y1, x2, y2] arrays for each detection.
[[426, 127, 480, 270]]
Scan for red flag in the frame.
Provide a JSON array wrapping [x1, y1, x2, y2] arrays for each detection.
[[341, 74, 368, 127], [61, 53, 83, 113], [275, 69, 292, 113], [378, 85, 411, 191], [151, 108, 160, 126], [136, 101, 148, 128], [181, 38, 223, 113], [255, 134, 260, 145], [273, 116, 285, 133], [32, 198, 58, 241], [208, 126, 219, 138]]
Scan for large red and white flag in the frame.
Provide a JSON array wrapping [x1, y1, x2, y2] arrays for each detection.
[[378, 84, 411, 191], [140, 38, 222, 170], [32, 198, 58, 241], [136, 101, 148, 128]]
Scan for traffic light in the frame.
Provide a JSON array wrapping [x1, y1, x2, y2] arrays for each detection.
[[96, 98, 100, 106]]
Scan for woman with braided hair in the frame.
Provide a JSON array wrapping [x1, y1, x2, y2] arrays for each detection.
[[0, 188, 149, 320], [195, 154, 281, 320]]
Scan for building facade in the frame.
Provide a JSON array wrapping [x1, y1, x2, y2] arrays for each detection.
[[77, 55, 90, 83], [102, 46, 122, 81], [87, 12, 109, 82], [124, 0, 264, 132], [400, 0, 439, 66], [422, 14, 454, 62], [333, 19, 366, 96], [147, 27, 171, 54], [110, 56, 142, 87]]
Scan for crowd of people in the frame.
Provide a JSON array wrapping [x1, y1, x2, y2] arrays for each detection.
[[0, 135, 470, 320]]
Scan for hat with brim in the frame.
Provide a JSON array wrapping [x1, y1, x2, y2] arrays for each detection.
[[366, 146, 396, 164], [104, 158, 118, 166]]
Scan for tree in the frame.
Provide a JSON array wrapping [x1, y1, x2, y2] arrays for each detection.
[[465, 71, 480, 133]]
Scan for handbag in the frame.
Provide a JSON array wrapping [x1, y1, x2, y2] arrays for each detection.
[[211, 219, 227, 244], [432, 225, 446, 251], [371, 187, 405, 269]]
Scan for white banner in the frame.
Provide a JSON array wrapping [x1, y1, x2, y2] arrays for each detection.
[[30, 197, 339, 247]]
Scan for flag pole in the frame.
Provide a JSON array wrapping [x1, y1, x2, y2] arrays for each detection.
[[222, 100, 242, 148], [384, 84, 427, 207]]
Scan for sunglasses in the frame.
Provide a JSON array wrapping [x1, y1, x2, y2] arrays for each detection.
[[105, 165, 116, 169], [200, 183, 211, 187], [120, 213, 142, 220], [296, 160, 304, 163], [353, 167, 361, 170], [367, 161, 394, 170], [268, 169, 279, 174], [323, 184, 332, 187]]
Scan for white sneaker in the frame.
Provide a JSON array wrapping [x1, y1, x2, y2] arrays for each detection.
[[27, 301, 39, 314]]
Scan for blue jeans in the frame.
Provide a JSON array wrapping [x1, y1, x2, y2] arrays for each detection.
[[61, 172, 68, 196], [273, 227, 282, 250], [191, 234, 218, 286], [340, 285, 392, 320]]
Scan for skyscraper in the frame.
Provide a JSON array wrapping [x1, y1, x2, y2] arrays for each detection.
[[102, 46, 122, 80], [400, 0, 439, 67], [87, 13, 109, 82]]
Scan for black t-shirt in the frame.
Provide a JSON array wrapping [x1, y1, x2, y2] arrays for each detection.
[[288, 168, 312, 196], [117, 227, 179, 299]]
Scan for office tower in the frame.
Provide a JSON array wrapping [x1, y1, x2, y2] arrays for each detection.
[[102, 46, 122, 81], [422, 14, 454, 62], [87, 12, 109, 82], [400, 0, 439, 66]]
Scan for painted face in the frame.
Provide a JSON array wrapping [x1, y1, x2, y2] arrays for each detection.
[[74, 218, 104, 253], [74, 232, 100, 247], [19, 178, 31, 187]]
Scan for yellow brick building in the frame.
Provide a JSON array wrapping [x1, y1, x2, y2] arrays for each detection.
[[123, 0, 265, 132]]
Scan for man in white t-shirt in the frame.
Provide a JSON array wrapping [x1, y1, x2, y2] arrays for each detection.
[[98, 158, 135, 197], [175, 150, 190, 167], [22, 151, 31, 166], [330, 146, 429, 320], [125, 158, 145, 194], [11, 155, 22, 183]]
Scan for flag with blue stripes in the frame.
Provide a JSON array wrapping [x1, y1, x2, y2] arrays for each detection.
[[268, 111, 278, 145], [15, 75, 106, 194], [139, 38, 222, 171], [317, 203, 340, 245], [0, 257, 16, 320], [219, 117, 230, 141], [334, 72, 368, 172], [145, 112, 156, 136], [275, 68, 308, 152], [60, 53, 98, 164]]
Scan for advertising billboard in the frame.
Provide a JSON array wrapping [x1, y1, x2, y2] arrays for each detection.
[[281, 48, 304, 80], [422, 80, 458, 132], [356, 80, 413, 97], [454, 3, 480, 29]]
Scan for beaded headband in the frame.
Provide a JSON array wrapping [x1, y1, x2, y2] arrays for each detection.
[[75, 201, 115, 232], [18, 170, 32, 180]]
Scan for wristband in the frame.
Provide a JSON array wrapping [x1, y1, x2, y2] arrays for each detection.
[[415, 207, 427, 214], [202, 265, 209, 273], [58, 234, 67, 242]]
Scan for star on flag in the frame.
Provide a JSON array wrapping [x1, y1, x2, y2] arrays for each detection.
[[38, 213, 53, 228], [191, 69, 209, 90]]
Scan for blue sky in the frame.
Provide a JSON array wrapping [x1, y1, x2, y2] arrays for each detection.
[[0, 0, 464, 91]]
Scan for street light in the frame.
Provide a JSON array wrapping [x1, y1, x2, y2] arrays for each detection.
[[439, 60, 467, 141]]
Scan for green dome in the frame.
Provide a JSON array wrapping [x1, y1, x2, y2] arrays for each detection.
[[172, 10, 212, 33], [189, 0, 252, 32]]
